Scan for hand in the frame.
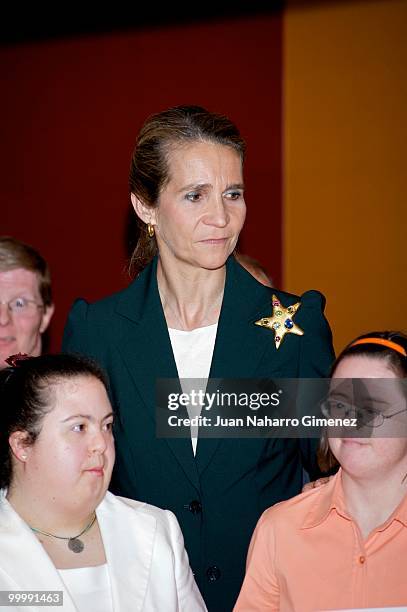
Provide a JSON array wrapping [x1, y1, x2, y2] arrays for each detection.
[[302, 476, 333, 493]]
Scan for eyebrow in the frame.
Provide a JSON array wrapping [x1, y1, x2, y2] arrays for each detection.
[[61, 412, 114, 423], [178, 182, 245, 193], [226, 183, 245, 191]]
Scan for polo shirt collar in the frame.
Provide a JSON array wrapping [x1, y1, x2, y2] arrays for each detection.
[[301, 469, 407, 530], [301, 470, 348, 529]]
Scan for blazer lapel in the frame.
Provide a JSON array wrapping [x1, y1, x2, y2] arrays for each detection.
[[0, 493, 77, 612], [97, 492, 157, 612], [195, 256, 279, 474], [114, 258, 200, 491]]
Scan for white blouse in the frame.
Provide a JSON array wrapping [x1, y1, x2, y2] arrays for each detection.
[[58, 563, 113, 612], [168, 323, 218, 455]]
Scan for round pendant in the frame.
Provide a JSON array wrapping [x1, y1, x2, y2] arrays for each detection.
[[68, 537, 84, 553]]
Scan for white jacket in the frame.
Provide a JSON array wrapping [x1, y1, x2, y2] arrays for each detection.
[[0, 490, 207, 611]]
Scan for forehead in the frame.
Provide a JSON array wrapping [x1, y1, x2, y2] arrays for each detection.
[[165, 140, 242, 184], [50, 375, 110, 415], [333, 354, 398, 379], [0, 268, 40, 296], [330, 354, 404, 408]]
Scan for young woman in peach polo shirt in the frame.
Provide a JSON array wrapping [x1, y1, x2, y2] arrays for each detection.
[[234, 331, 407, 612]]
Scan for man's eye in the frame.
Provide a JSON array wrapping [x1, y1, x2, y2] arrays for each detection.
[[185, 192, 201, 202], [14, 298, 27, 309]]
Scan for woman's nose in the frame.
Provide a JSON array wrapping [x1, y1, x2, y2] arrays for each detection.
[[204, 196, 229, 227], [89, 429, 108, 454]]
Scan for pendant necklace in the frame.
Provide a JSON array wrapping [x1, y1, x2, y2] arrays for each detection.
[[30, 512, 97, 553]]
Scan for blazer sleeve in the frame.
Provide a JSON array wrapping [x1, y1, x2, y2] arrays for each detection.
[[233, 509, 279, 611], [294, 290, 335, 479], [297, 289, 335, 378], [164, 510, 208, 611]]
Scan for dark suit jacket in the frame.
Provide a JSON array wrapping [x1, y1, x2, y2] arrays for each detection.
[[62, 255, 335, 612]]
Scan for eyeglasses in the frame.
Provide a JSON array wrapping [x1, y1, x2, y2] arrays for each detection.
[[0, 297, 43, 316], [321, 398, 407, 428]]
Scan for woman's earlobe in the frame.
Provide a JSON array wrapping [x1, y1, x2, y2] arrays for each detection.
[[9, 431, 31, 462], [131, 193, 152, 224]]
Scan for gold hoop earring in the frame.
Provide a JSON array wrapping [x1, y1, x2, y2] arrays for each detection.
[[147, 223, 155, 238]]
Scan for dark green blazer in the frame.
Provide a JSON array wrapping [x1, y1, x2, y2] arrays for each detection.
[[62, 255, 335, 612]]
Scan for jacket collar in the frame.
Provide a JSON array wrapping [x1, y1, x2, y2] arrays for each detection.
[[115, 254, 277, 328], [115, 256, 160, 324]]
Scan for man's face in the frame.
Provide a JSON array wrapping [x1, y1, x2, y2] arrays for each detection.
[[0, 268, 54, 368]]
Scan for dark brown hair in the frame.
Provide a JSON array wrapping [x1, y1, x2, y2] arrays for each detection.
[[318, 331, 407, 472], [0, 236, 52, 306], [0, 353, 108, 489], [128, 105, 246, 275]]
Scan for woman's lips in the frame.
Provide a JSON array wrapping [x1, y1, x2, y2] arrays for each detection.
[[85, 467, 104, 476], [199, 238, 228, 245]]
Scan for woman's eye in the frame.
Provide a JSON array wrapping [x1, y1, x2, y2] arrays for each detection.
[[104, 421, 114, 432], [224, 191, 243, 201], [72, 423, 86, 432], [185, 192, 201, 202], [363, 407, 379, 417]]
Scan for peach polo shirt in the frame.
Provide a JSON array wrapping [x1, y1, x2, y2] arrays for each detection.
[[234, 470, 407, 612]]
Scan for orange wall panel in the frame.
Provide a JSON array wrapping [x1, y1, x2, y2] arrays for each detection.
[[283, 0, 407, 353]]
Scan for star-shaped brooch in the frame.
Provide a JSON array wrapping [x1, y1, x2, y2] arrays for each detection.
[[255, 294, 304, 350]]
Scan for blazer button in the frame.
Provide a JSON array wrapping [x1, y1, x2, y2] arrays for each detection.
[[188, 500, 202, 514], [206, 566, 221, 582]]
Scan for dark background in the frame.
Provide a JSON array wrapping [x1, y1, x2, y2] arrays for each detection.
[[1, 4, 284, 351]]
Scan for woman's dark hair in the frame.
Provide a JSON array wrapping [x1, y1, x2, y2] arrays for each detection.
[[318, 331, 407, 472], [0, 353, 109, 489], [128, 104, 246, 275]]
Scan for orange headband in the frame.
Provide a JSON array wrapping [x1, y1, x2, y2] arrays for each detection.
[[350, 337, 407, 357]]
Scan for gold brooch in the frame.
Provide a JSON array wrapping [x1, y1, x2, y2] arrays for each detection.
[[255, 294, 304, 350]]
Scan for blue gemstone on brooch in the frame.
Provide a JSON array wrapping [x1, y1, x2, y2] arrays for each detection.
[[284, 318, 294, 329]]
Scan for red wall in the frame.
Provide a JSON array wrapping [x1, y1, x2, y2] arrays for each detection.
[[1, 14, 282, 352]]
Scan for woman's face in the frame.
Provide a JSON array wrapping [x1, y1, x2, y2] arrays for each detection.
[[328, 355, 407, 480], [149, 140, 246, 271], [20, 375, 115, 514]]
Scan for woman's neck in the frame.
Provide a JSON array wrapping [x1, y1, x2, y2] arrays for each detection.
[[7, 483, 95, 535], [341, 468, 407, 539], [157, 257, 226, 331]]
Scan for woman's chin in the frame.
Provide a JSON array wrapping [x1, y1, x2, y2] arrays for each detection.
[[194, 250, 232, 271]]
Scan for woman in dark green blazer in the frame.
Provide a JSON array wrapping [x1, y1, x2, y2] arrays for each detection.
[[63, 105, 334, 612]]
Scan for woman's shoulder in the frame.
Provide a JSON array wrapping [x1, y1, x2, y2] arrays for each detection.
[[66, 259, 156, 322], [271, 287, 327, 313], [101, 492, 179, 534], [259, 475, 336, 532], [68, 286, 130, 319]]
